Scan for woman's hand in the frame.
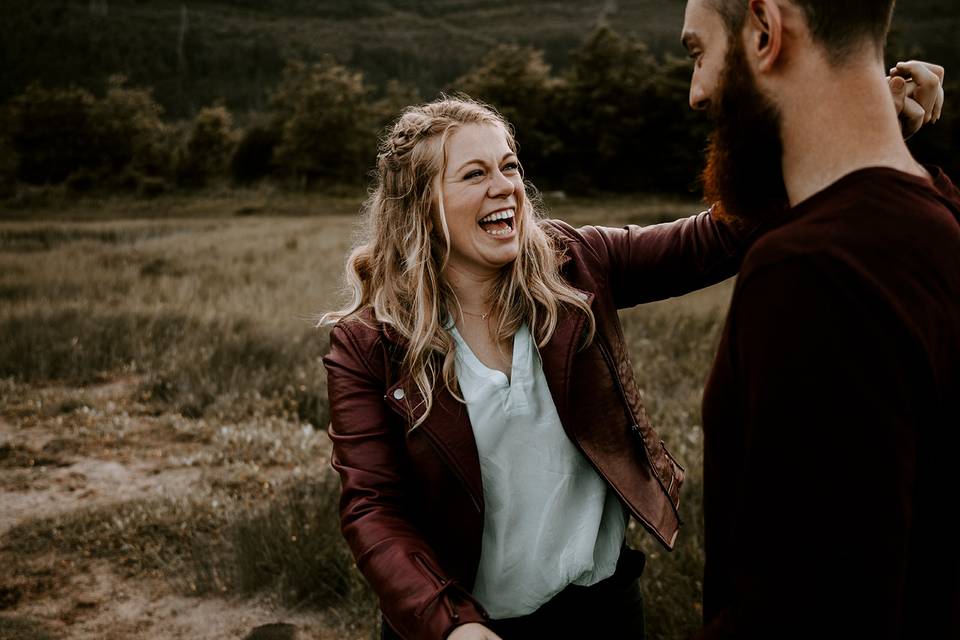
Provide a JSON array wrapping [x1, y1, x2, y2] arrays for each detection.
[[888, 60, 945, 139], [448, 622, 504, 640]]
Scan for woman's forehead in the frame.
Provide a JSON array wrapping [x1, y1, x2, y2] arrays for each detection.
[[445, 123, 513, 165]]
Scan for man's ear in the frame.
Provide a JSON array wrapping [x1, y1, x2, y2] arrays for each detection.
[[746, 0, 783, 72]]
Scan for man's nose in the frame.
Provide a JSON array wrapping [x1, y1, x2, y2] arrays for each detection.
[[689, 85, 710, 111]]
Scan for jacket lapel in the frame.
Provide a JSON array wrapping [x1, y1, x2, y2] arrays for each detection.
[[381, 327, 484, 514], [379, 289, 594, 516], [539, 290, 594, 432]]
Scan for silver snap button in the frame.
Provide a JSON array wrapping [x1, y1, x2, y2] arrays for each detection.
[[392, 388, 405, 400]]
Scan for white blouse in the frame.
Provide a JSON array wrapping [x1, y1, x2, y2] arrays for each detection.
[[449, 322, 627, 619]]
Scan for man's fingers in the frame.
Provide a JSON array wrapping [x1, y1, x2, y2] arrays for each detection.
[[901, 97, 925, 138], [933, 83, 944, 123], [889, 60, 943, 125], [889, 75, 907, 113], [890, 60, 945, 83]]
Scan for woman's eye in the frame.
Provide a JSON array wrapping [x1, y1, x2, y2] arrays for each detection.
[[503, 162, 520, 172], [464, 170, 483, 180]]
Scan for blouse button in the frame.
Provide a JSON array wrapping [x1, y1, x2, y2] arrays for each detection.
[[393, 388, 405, 400]]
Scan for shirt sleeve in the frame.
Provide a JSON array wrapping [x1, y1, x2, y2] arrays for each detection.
[[698, 255, 919, 639]]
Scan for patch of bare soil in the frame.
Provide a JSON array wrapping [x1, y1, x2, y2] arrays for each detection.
[[0, 377, 355, 640], [7, 561, 364, 640]]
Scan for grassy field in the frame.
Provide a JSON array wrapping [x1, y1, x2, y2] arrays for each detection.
[[0, 190, 732, 639]]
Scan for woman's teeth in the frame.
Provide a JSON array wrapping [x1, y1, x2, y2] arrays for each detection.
[[479, 209, 515, 236]]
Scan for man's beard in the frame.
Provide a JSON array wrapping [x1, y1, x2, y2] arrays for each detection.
[[701, 37, 789, 226]]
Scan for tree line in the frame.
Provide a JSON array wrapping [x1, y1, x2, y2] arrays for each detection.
[[1, 25, 956, 199]]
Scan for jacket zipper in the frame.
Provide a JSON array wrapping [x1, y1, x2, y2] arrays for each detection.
[[412, 552, 490, 620], [594, 337, 643, 443], [411, 552, 458, 620], [594, 336, 681, 526]]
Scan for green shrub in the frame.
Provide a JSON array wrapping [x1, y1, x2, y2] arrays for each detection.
[[269, 58, 378, 186], [231, 119, 280, 185], [4, 77, 171, 190], [8, 84, 98, 185], [88, 75, 170, 184], [176, 105, 239, 188]]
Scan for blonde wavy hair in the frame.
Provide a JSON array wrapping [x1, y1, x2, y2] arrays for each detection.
[[321, 96, 594, 427]]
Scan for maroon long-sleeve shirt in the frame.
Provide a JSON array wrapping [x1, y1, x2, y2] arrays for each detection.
[[699, 166, 960, 639]]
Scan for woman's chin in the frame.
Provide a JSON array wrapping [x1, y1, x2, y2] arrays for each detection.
[[486, 239, 520, 268], [447, 244, 519, 275]]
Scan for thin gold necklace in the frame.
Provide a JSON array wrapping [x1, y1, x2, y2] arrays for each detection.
[[461, 307, 490, 321]]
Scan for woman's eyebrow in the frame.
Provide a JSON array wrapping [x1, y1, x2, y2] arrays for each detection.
[[453, 152, 517, 174]]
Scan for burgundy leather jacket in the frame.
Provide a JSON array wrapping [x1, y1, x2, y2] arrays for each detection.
[[323, 213, 748, 639]]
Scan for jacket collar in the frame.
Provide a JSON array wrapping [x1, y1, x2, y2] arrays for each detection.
[[379, 287, 594, 411], [380, 288, 595, 510]]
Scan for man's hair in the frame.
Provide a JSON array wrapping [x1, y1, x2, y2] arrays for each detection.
[[711, 0, 896, 58]]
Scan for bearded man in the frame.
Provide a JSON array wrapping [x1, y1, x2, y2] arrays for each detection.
[[681, 1, 960, 637]]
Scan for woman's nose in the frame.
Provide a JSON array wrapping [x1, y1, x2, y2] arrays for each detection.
[[488, 170, 515, 197]]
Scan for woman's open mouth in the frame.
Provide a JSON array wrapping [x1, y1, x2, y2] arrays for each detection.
[[478, 208, 515, 236]]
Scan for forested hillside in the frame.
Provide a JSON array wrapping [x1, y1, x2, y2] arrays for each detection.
[[1, 1, 956, 197], [3, 0, 956, 118]]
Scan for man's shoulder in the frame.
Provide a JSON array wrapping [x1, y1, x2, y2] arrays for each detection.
[[739, 218, 830, 278], [745, 168, 960, 276]]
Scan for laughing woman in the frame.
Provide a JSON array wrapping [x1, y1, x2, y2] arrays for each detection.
[[320, 74, 942, 640]]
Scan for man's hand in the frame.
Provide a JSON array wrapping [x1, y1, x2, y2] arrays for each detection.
[[448, 623, 504, 640], [889, 60, 945, 139]]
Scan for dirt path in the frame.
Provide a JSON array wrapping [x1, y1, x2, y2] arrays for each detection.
[[10, 560, 358, 640], [0, 378, 357, 640]]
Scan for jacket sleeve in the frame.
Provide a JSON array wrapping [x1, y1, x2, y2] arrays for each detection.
[[559, 208, 756, 308], [323, 322, 489, 639]]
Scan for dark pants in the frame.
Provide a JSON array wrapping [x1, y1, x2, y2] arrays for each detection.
[[381, 545, 646, 639]]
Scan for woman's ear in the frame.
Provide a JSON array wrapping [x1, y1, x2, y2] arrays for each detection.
[[747, 0, 783, 72]]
